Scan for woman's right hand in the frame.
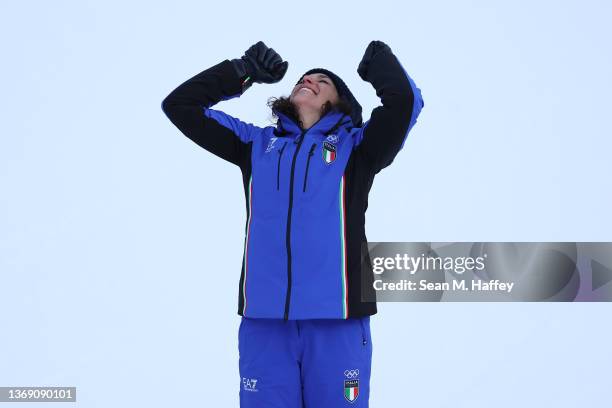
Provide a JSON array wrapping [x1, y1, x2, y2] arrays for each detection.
[[239, 41, 288, 84]]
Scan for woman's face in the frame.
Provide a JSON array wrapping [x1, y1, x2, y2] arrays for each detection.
[[290, 73, 340, 112]]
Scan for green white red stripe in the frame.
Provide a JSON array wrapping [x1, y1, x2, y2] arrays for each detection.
[[242, 175, 253, 315], [339, 175, 348, 318], [345, 386, 358, 402], [344, 380, 359, 402]]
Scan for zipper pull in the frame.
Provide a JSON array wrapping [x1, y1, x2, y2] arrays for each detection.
[[308, 143, 316, 155], [295, 130, 307, 144]]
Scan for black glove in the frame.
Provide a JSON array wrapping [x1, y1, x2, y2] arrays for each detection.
[[231, 41, 288, 92], [357, 40, 392, 82]]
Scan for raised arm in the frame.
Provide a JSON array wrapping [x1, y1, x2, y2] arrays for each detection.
[[161, 42, 288, 167], [354, 41, 424, 173]]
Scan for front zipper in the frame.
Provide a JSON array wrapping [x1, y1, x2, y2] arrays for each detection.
[[283, 129, 307, 320], [276, 142, 287, 190], [302, 143, 316, 192]]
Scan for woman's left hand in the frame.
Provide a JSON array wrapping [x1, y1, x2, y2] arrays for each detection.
[[357, 40, 392, 82]]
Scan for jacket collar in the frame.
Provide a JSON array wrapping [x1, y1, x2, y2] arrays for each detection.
[[273, 110, 353, 138]]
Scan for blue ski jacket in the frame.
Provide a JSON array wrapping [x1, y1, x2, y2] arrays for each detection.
[[162, 47, 424, 319]]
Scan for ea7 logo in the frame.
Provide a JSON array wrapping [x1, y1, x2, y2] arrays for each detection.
[[265, 137, 278, 153], [242, 377, 259, 392]]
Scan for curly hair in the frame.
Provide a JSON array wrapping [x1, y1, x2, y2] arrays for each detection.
[[267, 96, 353, 129]]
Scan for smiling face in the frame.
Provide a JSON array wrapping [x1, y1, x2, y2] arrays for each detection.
[[289, 73, 340, 114]]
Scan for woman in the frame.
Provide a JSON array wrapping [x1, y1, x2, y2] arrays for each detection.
[[162, 40, 424, 407]]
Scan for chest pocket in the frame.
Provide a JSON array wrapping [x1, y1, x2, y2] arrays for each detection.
[[300, 139, 346, 197], [302, 143, 317, 192]]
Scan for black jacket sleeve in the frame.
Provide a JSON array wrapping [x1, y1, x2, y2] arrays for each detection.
[[355, 49, 424, 173], [161, 59, 259, 167]]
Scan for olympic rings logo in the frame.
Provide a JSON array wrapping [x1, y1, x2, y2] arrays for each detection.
[[326, 134, 339, 143], [344, 369, 359, 378]]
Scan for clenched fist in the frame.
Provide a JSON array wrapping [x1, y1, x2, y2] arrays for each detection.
[[357, 40, 392, 82], [235, 41, 289, 86]]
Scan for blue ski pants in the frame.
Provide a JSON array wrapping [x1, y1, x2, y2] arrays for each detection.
[[238, 317, 373, 407]]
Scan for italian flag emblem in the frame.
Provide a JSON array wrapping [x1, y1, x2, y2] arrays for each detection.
[[323, 141, 337, 164], [344, 379, 359, 403]]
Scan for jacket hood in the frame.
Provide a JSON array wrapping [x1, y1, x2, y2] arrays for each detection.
[[273, 109, 355, 138]]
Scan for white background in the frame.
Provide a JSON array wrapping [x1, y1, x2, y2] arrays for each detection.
[[1, 0, 611, 406]]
